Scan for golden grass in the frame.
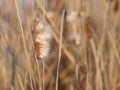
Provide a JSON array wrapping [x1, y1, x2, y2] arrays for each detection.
[[0, 0, 120, 90], [55, 10, 65, 90]]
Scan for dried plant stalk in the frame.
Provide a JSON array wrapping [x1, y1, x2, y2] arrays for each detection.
[[85, 16, 103, 90], [55, 10, 65, 90]]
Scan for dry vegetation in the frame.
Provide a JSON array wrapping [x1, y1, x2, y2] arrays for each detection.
[[0, 0, 120, 90]]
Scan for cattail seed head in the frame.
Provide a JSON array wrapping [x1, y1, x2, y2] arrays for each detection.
[[77, 64, 87, 90], [113, 0, 119, 13], [67, 33, 81, 45], [66, 10, 78, 23], [86, 17, 93, 39], [32, 17, 52, 60]]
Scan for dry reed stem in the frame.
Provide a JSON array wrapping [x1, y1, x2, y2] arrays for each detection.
[[17, 75, 25, 90], [107, 30, 120, 65], [44, 60, 56, 83], [109, 50, 114, 89], [55, 10, 65, 90], [55, 0, 65, 13], [35, 0, 75, 64], [24, 9, 42, 90], [2, 24, 16, 89], [14, 0, 34, 89], [85, 16, 103, 90], [43, 61, 45, 90], [14, 0, 28, 63], [90, 39, 103, 90], [60, 63, 73, 79]]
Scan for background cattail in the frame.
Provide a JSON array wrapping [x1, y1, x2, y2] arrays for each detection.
[[86, 17, 93, 39], [65, 10, 81, 45], [77, 64, 87, 90], [32, 17, 52, 60], [1, 0, 120, 90]]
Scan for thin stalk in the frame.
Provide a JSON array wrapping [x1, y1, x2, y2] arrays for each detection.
[[55, 10, 65, 90]]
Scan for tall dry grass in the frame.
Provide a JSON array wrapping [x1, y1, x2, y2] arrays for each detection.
[[0, 0, 120, 90]]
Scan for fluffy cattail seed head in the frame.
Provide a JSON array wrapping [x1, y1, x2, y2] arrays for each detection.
[[67, 33, 81, 45], [32, 17, 52, 60], [66, 10, 78, 23]]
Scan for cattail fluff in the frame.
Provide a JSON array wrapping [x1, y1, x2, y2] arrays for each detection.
[[66, 10, 81, 45], [32, 17, 52, 60], [66, 10, 78, 23]]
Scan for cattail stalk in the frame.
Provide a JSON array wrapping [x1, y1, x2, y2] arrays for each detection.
[[86, 17, 103, 90], [55, 10, 65, 90]]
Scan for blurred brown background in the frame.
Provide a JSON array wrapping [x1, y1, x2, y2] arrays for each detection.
[[0, 0, 120, 90]]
